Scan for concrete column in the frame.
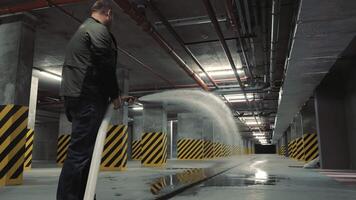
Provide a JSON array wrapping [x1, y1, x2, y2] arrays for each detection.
[[167, 120, 173, 159], [0, 13, 36, 106], [202, 118, 215, 158], [132, 116, 143, 160], [315, 87, 350, 169], [177, 113, 203, 160], [141, 104, 167, 167], [99, 68, 129, 170], [111, 68, 129, 125], [248, 140, 254, 154], [171, 120, 178, 159], [28, 77, 38, 130], [0, 13, 37, 186]]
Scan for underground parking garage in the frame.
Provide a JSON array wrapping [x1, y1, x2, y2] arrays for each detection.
[[1, 0, 356, 199]]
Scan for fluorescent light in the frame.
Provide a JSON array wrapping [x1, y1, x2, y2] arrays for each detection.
[[132, 107, 143, 111], [39, 70, 62, 81], [255, 136, 266, 139], [245, 121, 261, 125], [199, 69, 244, 77]]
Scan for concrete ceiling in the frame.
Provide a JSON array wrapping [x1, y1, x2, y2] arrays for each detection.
[[32, 0, 244, 95], [273, 0, 356, 140]]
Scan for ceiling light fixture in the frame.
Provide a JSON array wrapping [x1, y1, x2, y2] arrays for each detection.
[[132, 107, 143, 111]]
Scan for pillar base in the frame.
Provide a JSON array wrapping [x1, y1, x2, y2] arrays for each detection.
[[141, 132, 167, 167]]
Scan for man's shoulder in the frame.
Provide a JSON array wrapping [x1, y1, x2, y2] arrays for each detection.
[[84, 18, 108, 34]]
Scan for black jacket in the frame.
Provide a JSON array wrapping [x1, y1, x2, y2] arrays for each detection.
[[60, 17, 120, 100]]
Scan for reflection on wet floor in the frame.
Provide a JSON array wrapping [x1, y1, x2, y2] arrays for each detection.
[[150, 168, 207, 195], [201, 173, 286, 187], [149, 159, 288, 197]]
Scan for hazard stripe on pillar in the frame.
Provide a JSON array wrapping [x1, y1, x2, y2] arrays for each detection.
[[0, 105, 28, 186], [24, 129, 34, 170], [294, 137, 305, 160], [100, 125, 128, 171], [56, 134, 70, 165], [141, 132, 167, 167], [288, 141, 293, 157], [177, 138, 204, 160], [292, 140, 297, 158], [203, 140, 214, 159], [131, 140, 141, 160], [213, 142, 222, 157], [303, 133, 319, 162]]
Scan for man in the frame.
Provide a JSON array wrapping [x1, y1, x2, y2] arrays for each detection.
[[57, 1, 129, 199]]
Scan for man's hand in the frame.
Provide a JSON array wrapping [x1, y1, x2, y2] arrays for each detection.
[[121, 96, 136, 105], [112, 97, 122, 110]]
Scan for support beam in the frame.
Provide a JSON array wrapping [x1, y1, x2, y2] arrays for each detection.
[[0, 0, 87, 15]]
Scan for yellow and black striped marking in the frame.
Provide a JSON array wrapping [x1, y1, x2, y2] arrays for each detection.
[[291, 139, 297, 159], [150, 177, 167, 195], [100, 125, 128, 171], [222, 144, 232, 157], [203, 140, 214, 159], [0, 105, 28, 186], [56, 134, 71, 165], [141, 132, 167, 167], [213, 142, 223, 157], [303, 133, 319, 162], [131, 140, 141, 160], [177, 138, 203, 160], [233, 145, 240, 155], [24, 129, 34, 170], [176, 168, 206, 184], [288, 141, 294, 157], [293, 137, 305, 160], [279, 145, 286, 156]]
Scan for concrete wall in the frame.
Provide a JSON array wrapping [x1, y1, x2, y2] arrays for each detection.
[[314, 61, 354, 169], [33, 121, 59, 161]]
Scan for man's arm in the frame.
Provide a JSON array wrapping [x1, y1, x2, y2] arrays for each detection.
[[87, 25, 120, 100]]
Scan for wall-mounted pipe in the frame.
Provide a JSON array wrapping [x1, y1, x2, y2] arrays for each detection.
[[270, 0, 281, 88], [113, 0, 210, 91], [0, 0, 87, 15], [148, 0, 219, 89]]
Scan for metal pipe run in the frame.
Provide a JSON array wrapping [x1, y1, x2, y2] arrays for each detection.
[[224, 0, 253, 80], [148, 0, 219, 88], [113, 0, 210, 91], [32, 0, 176, 88], [0, 0, 87, 15], [270, 0, 281, 88], [203, 0, 262, 131]]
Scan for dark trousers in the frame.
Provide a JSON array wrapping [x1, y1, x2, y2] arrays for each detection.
[[57, 97, 108, 200]]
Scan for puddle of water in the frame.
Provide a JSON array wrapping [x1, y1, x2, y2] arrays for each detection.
[[200, 174, 287, 187]]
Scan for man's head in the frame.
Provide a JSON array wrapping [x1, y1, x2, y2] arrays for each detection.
[[91, 0, 113, 27]]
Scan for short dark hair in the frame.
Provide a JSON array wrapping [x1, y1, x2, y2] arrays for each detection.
[[91, 0, 113, 13]]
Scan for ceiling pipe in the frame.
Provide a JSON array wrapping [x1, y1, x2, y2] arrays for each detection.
[[231, 0, 255, 80], [31, 0, 176, 88], [241, 0, 258, 71], [224, 0, 254, 81], [203, 0, 263, 131], [112, 0, 210, 91], [148, 0, 219, 89], [0, 0, 86, 15], [270, 0, 281, 88], [260, 0, 270, 85]]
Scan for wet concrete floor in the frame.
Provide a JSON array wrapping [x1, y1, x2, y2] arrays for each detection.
[[171, 155, 356, 200]]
